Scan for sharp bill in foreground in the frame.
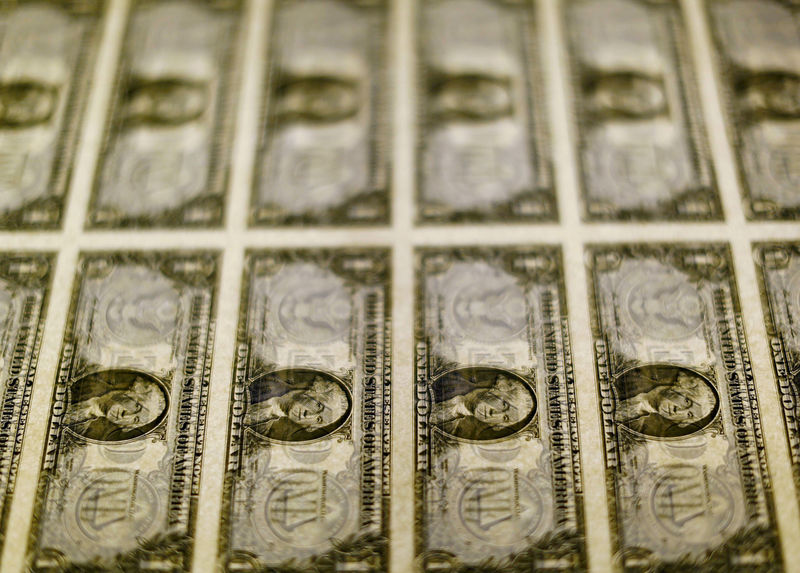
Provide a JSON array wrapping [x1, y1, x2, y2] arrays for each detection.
[[415, 247, 585, 571], [219, 249, 391, 571], [28, 251, 218, 572], [588, 244, 781, 571]]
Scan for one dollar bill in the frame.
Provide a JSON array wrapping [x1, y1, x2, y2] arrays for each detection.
[[0, 253, 53, 550], [564, 0, 721, 221], [416, 0, 554, 224], [28, 251, 219, 571], [219, 249, 391, 571], [588, 243, 781, 571], [87, 0, 244, 229], [415, 247, 586, 571], [754, 243, 800, 502], [250, 0, 390, 226], [706, 0, 800, 220], [0, 0, 102, 230]]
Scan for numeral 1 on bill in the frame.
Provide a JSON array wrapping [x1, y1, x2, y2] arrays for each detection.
[[250, 0, 390, 226], [588, 244, 782, 571], [88, 0, 244, 229], [706, 0, 800, 220], [0, 254, 53, 550], [0, 1, 102, 230], [415, 247, 585, 571], [28, 252, 219, 572], [754, 243, 800, 504], [416, 0, 555, 223], [564, 0, 721, 221], [219, 249, 391, 571]]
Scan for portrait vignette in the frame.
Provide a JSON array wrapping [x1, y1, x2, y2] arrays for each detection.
[[65, 369, 171, 444], [430, 366, 537, 442], [612, 363, 721, 440], [244, 368, 353, 443]]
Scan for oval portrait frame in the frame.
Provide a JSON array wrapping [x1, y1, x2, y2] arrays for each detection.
[[245, 368, 353, 444], [612, 363, 721, 441], [66, 368, 170, 445], [429, 366, 537, 443]]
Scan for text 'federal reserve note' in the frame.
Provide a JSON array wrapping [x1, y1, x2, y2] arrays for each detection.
[[416, 0, 554, 224], [588, 244, 781, 571], [28, 251, 219, 572], [87, 0, 243, 229], [706, 0, 800, 220], [0, 0, 102, 230], [415, 247, 585, 571], [251, 0, 390, 226], [564, 0, 720, 221], [755, 243, 800, 504], [220, 249, 391, 571], [0, 253, 53, 550]]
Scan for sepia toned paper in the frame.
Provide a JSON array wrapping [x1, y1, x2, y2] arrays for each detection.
[[0, 1, 794, 572]]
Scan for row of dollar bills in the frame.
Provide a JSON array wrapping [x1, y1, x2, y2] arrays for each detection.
[[0, 0, 798, 572], [0, 0, 798, 229], [0, 244, 799, 571]]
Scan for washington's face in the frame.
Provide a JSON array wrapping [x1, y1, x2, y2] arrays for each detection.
[[653, 382, 709, 424], [279, 78, 359, 122], [101, 388, 159, 429], [127, 81, 207, 124], [434, 75, 512, 119], [287, 391, 338, 427], [471, 386, 524, 427], [592, 75, 666, 117], [0, 83, 56, 126], [760, 76, 800, 116]]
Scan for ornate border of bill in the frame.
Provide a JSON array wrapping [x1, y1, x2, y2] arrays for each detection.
[[0, 0, 797, 572]]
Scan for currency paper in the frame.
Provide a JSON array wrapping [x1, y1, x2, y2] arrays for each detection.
[[0, 1, 795, 572]]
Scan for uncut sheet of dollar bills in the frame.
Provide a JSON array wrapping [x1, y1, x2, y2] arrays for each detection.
[[0, 0, 799, 571]]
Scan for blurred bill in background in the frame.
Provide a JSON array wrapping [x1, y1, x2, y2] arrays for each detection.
[[565, 0, 720, 221], [417, 0, 554, 224], [251, 0, 390, 226], [0, 1, 102, 230], [88, 0, 243, 229], [707, 0, 800, 220]]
